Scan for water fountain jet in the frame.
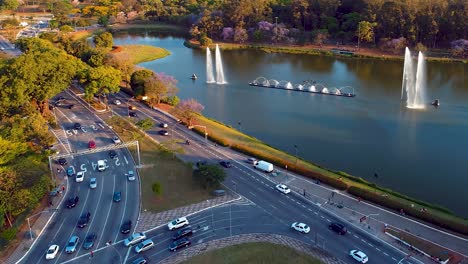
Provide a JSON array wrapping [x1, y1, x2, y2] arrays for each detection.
[[206, 47, 215, 83], [215, 44, 226, 84], [401, 47, 426, 109]]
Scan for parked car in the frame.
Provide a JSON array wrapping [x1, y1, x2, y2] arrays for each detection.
[[219, 161, 233, 168], [75, 171, 85, 183], [83, 233, 96, 249], [74, 123, 81, 130], [127, 170, 135, 181], [350, 250, 368, 263], [88, 140, 96, 149], [113, 191, 122, 202], [172, 227, 193, 240], [124, 232, 147, 247], [159, 130, 169, 136], [169, 237, 191, 251], [129, 112, 137, 117], [112, 136, 121, 144], [45, 245, 59, 260], [65, 236, 79, 253], [58, 158, 67, 165], [291, 222, 310, 234], [132, 257, 148, 264], [167, 217, 189, 230], [109, 150, 117, 159], [66, 167, 74, 177], [77, 212, 91, 228], [134, 239, 154, 253], [89, 178, 97, 189], [114, 100, 121, 105], [66, 196, 79, 208], [329, 223, 347, 235], [275, 184, 291, 194], [121, 220, 132, 234]]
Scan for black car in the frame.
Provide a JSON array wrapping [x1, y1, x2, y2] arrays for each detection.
[[77, 212, 91, 228], [172, 227, 193, 240], [74, 123, 81, 130], [68, 104, 74, 109], [121, 220, 132, 234], [66, 196, 79, 208], [58, 158, 67, 165], [129, 112, 137, 117], [169, 237, 191, 251], [220, 161, 233, 168], [329, 222, 347, 235], [83, 233, 96, 249], [158, 130, 169, 136], [109, 150, 117, 159], [57, 96, 65, 101]]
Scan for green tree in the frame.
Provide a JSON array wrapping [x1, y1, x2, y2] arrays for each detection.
[[104, 53, 134, 87], [48, 0, 72, 24], [0, 137, 28, 166], [193, 164, 226, 189], [59, 25, 74, 33], [80, 66, 121, 101], [143, 75, 167, 105], [0, 0, 19, 10], [136, 118, 154, 131], [94, 31, 113, 49], [130, 69, 153, 95], [152, 182, 162, 195], [357, 21, 377, 44]]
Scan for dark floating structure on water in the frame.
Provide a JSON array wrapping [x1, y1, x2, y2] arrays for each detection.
[[431, 99, 440, 107], [249, 77, 356, 98]]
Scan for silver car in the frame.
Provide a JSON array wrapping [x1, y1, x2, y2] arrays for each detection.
[[89, 178, 97, 189], [124, 232, 146, 247], [127, 171, 135, 181], [65, 235, 79, 253]]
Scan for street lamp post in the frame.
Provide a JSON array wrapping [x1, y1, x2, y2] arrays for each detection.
[[188, 125, 208, 144], [238, 121, 242, 132], [315, 203, 323, 245], [365, 213, 380, 229], [275, 17, 279, 44], [294, 144, 298, 164]]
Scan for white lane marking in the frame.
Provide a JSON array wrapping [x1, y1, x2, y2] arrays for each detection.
[[123, 155, 128, 165], [361, 239, 367, 243], [97, 170, 116, 248], [98, 123, 105, 128], [270, 205, 278, 210], [354, 234, 359, 239], [114, 171, 129, 243], [249, 191, 257, 197], [383, 252, 389, 256], [375, 247, 381, 251], [392, 257, 397, 261]]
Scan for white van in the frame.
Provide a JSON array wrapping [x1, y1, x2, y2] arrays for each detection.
[[97, 160, 106, 171], [254, 160, 274, 173]]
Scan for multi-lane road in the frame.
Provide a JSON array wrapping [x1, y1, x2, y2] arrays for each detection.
[[21, 90, 417, 264]]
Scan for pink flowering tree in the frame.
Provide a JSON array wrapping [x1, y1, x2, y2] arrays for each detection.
[[175, 99, 205, 126], [221, 27, 234, 41], [451, 39, 467, 58], [233, 27, 248, 43]]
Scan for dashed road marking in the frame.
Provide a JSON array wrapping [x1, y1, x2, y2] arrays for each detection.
[[353, 234, 359, 239], [249, 191, 257, 197], [361, 239, 367, 243], [375, 247, 381, 252], [383, 252, 389, 256], [392, 257, 397, 261]]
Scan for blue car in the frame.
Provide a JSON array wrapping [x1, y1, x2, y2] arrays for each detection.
[[66, 167, 74, 176], [113, 191, 121, 202]]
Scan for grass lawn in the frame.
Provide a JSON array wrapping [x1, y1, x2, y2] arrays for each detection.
[[106, 116, 211, 212], [109, 23, 186, 33], [182, 242, 323, 264], [112, 44, 171, 64]]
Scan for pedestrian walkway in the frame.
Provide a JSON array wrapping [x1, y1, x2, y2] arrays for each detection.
[[135, 193, 240, 233], [161, 233, 345, 264]]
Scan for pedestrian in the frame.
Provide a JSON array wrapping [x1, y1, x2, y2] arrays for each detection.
[[62, 186, 65, 192], [303, 189, 306, 196], [49, 201, 53, 206], [90, 250, 94, 258], [57, 168, 60, 173]]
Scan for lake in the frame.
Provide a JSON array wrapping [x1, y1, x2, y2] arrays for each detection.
[[114, 32, 468, 218]]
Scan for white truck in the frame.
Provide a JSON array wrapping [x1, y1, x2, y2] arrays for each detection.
[[254, 160, 274, 173], [97, 160, 106, 172]]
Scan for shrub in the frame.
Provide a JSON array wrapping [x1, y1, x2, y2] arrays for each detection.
[[161, 95, 180, 106], [199, 35, 212, 47], [136, 118, 154, 131], [1, 228, 17, 241], [152, 182, 162, 195]]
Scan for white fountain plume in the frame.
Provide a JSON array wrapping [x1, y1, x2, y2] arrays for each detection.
[[215, 44, 226, 84], [206, 47, 215, 83], [402, 47, 426, 109]]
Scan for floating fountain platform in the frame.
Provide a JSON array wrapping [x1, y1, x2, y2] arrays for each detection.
[[249, 77, 356, 98]]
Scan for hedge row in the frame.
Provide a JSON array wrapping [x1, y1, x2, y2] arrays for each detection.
[[348, 186, 468, 236], [230, 143, 348, 191]]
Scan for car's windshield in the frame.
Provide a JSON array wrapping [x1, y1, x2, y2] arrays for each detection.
[[47, 248, 54, 253], [67, 241, 75, 247]]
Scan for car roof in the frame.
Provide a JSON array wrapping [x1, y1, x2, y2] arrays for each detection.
[[354, 251, 366, 257]]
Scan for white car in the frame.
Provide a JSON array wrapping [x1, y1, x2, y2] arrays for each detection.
[[124, 232, 147, 247], [350, 250, 368, 263], [89, 178, 97, 189], [167, 217, 189, 230], [134, 239, 154, 253], [275, 184, 291, 194], [114, 100, 121, 105], [112, 136, 121, 144], [291, 222, 310, 234], [75, 171, 85, 183], [127, 170, 135, 181], [45, 244, 59, 260]]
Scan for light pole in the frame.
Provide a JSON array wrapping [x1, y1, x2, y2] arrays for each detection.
[[275, 17, 279, 44], [315, 203, 323, 245], [294, 144, 298, 164], [397, 254, 412, 264], [188, 125, 208, 144], [27, 210, 53, 241], [365, 213, 379, 229], [238, 121, 242, 132]]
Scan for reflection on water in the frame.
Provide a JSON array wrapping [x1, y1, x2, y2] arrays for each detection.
[[115, 33, 468, 217]]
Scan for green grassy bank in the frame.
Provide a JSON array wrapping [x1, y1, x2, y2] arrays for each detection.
[[181, 242, 323, 264], [182, 113, 468, 236], [184, 40, 467, 64], [112, 44, 171, 64]]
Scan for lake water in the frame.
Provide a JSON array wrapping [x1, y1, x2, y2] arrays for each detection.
[[114, 32, 468, 218]]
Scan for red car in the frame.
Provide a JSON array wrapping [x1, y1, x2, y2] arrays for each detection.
[[88, 140, 96, 149]]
